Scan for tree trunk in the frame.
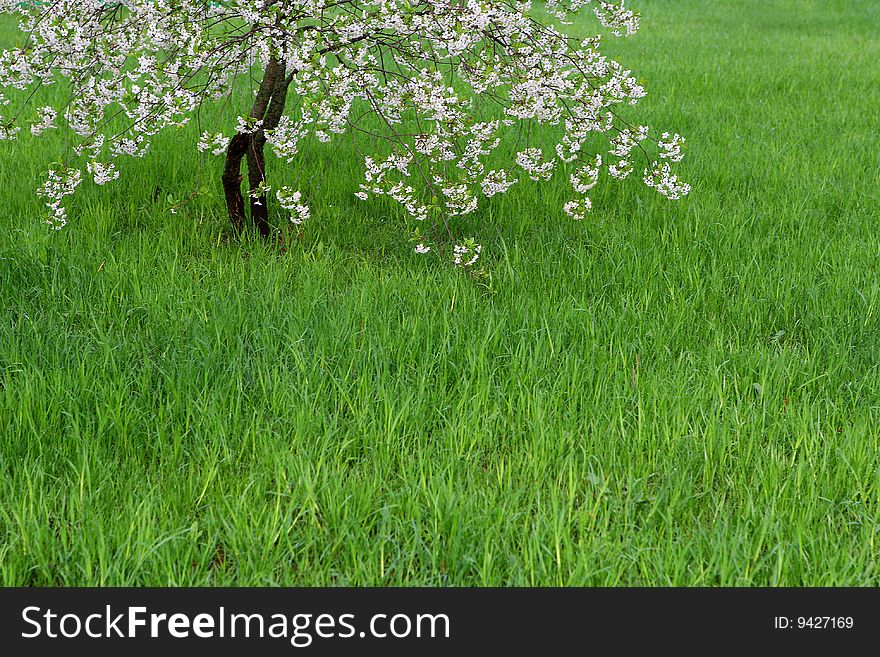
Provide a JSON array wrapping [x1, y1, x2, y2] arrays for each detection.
[[222, 133, 250, 234], [221, 57, 287, 238], [246, 133, 270, 238]]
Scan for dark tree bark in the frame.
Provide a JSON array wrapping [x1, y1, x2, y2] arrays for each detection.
[[246, 132, 270, 237], [222, 133, 250, 233], [221, 57, 288, 238]]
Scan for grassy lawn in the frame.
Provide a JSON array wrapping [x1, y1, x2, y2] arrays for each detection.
[[1, 0, 879, 586]]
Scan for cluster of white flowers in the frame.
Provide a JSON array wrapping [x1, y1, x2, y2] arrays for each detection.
[[0, 121, 19, 140], [275, 186, 310, 225], [359, 153, 428, 221], [592, 1, 641, 37], [39, 166, 83, 229], [516, 149, 556, 182], [571, 156, 602, 194], [481, 169, 518, 198], [657, 132, 686, 162], [0, 0, 688, 245], [87, 161, 120, 185], [30, 106, 57, 136], [266, 116, 308, 163], [563, 197, 593, 221], [453, 243, 483, 268], [643, 162, 692, 200], [197, 132, 231, 156]]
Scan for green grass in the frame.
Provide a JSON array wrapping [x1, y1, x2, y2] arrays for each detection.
[[1, 0, 879, 586]]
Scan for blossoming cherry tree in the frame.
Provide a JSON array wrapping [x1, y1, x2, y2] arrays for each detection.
[[0, 0, 689, 264]]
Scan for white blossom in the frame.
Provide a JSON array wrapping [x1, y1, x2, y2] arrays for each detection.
[[453, 243, 482, 268], [563, 197, 593, 221], [197, 132, 230, 156], [30, 106, 57, 136], [276, 187, 310, 225], [87, 161, 120, 185], [644, 162, 692, 200], [516, 148, 556, 182], [39, 166, 83, 230]]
